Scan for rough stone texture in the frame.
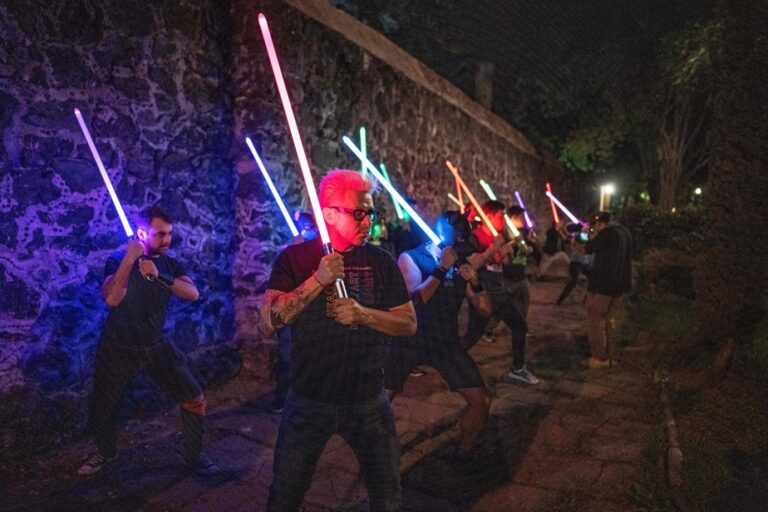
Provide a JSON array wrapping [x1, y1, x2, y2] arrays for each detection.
[[0, 0, 236, 458], [231, 0, 580, 341], [0, 0, 580, 459]]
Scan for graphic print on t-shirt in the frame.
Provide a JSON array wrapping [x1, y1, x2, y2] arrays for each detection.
[[346, 265, 375, 305], [324, 263, 376, 319]]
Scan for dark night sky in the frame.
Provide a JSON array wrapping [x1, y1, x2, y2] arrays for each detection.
[[330, 0, 715, 157]]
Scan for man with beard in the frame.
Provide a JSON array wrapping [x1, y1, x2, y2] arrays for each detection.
[[77, 206, 218, 476]]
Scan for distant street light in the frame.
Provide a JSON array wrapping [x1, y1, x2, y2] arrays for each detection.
[[600, 183, 616, 210]]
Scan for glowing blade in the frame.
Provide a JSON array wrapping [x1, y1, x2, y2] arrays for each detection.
[[447, 193, 462, 207], [73, 108, 133, 237], [545, 183, 560, 224], [360, 126, 367, 178], [514, 190, 534, 228], [545, 191, 580, 224], [455, 177, 464, 213], [379, 163, 404, 220], [445, 160, 498, 237], [504, 215, 521, 237], [479, 180, 497, 200], [245, 137, 299, 237], [257, 13, 330, 246], [342, 136, 441, 246]]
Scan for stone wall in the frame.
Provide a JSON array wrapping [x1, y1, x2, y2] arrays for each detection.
[[0, 0, 580, 458], [231, 0, 579, 339], [0, 0, 236, 457]]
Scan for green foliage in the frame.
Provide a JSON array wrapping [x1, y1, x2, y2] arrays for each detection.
[[693, 0, 768, 347], [618, 203, 706, 258], [641, 249, 696, 299]]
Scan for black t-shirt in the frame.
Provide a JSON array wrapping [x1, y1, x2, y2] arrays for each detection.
[[472, 226, 504, 295], [502, 243, 528, 282], [586, 224, 633, 296], [543, 227, 563, 255], [101, 251, 187, 346], [267, 239, 410, 404], [404, 243, 466, 344]]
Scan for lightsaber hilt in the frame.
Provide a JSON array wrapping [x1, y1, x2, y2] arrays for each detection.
[[323, 243, 348, 298]]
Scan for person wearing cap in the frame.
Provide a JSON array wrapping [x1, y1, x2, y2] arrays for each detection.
[[578, 211, 633, 368]]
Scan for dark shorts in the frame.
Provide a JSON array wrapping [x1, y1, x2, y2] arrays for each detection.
[[384, 336, 485, 392]]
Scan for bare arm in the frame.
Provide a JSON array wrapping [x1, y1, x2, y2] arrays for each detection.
[[457, 264, 493, 317], [102, 262, 134, 307], [335, 298, 417, 336], [468, 235, 508, 270], [169, 276, 199, 301], [466, 284, 493, 317], [259, 277, 326, 336], [259, 251, 345, 336], [102, 240, 144, 307], [398, 248, 457, 306]]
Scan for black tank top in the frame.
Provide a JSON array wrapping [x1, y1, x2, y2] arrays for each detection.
[[404, 243, 466, 342]]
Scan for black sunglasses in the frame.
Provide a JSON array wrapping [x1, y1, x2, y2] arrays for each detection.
[[329, 206, 380, 222]]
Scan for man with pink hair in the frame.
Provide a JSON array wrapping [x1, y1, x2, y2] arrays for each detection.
[[260, 169, 417, 511]]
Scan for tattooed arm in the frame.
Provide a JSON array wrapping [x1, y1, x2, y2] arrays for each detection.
[[259, 252, 345, 336]]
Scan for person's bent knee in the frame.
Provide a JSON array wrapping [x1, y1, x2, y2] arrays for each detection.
[[180, 394, 206, 416]]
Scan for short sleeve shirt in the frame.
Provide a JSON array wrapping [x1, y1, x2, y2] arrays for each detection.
[[101, 251, 187, 346], [267, 239, 410, 404]]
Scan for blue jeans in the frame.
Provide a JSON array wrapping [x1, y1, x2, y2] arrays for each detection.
[[266, 390, 401, 511]]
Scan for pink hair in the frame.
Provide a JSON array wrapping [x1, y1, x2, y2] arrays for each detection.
[[319, 169, 375, 208]]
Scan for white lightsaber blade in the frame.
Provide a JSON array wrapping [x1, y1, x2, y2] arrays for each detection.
[[342, 136, 441, 246], [258, 12, 345, 297], [447, 193, 462, 207], [73, 108, 134, 237], [245, 137, 299, 237], [479, 179, 497, 200], [545, 191, 581, 224]]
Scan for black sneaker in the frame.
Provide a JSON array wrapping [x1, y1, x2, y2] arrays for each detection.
[[77, 452, 118, 476], [186, 452, 220, 476]]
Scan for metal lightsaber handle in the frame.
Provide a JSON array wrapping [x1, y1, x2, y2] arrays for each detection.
[[323, 243, 348, 299]]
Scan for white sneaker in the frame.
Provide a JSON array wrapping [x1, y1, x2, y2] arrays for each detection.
[[508, 367, 540, 385], [77, 452, 117, 476]]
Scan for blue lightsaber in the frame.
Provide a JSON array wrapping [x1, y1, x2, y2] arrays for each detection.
[[73, 108, 134, 237], [245, 137, 300, 237], [342, 136, 441, 246]]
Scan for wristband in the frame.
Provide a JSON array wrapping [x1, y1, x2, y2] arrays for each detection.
[[157, 272, 175, 288], [432, 267, 448, 282], [470, 282, 484, 293]]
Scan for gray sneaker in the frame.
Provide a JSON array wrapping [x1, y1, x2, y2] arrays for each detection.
[[508, 367, 540, 385], [77, 452, 118, 476]]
